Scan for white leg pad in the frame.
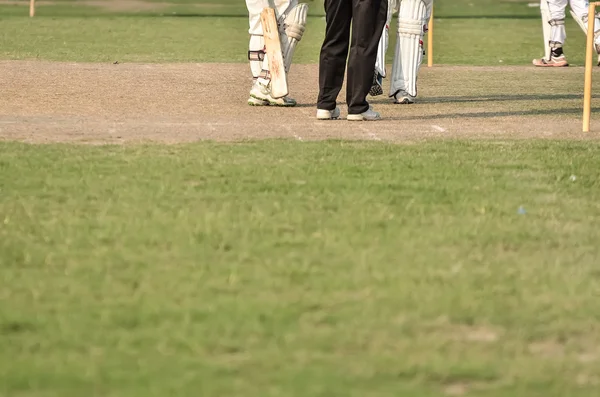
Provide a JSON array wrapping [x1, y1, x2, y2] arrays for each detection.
[[424, 0, 432, 20], [570, 8, 600, 45], [248, 35, 271, 86], [389, 0, 428, 98], [279, 2, 308, 73], [544, 0, 567, 45], [375, 0, 398, 77], [375, 24, 389, 77], [245, 0, 300, 81], [569, 0, 597, 33]]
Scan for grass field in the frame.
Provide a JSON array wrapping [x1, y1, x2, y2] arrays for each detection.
[[2, 1, 600, 397], [3, 141, 600, 397], [0, 0, 594, 65]]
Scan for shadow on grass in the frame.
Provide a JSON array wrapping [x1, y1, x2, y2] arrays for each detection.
[[421, 94, 583, 104], [160, 13, 539, 19], [15, 12, 539, 19], [366, 94, 585, 105], [386, 107, 600, 121], [303, 94, 587, 109], [433, 15, 539, 19], [369, 94, 583, 105]]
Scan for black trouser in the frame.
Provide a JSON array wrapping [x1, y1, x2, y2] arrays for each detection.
[[317, 0, 387, 115]]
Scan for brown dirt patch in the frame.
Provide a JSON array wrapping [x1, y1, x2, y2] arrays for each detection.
[[1, 61, 600, 144]]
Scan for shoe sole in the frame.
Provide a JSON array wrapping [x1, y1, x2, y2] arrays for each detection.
[[249, 94, 296, 107], [317, 116, 339, 120], [317, 108, 341, 120], [347, 116, 381, 121], [532, 60, 568, 67], [248, 99, 268, 106], [394, 98, 414, 105], [533, 63, 569, 67]]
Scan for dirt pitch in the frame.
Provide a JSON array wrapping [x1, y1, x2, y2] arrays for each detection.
[[2, 61, 600, 144]]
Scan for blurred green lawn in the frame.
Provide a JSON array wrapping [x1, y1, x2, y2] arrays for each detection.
[[0, 0, 593, 65], [2, 2, 600, 397]]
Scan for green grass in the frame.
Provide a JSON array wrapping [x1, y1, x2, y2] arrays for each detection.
[[0, 0, 592, 65], [0, 0, 544, 17], [3, 1, 600, 396], [2, 141, 600, 397]]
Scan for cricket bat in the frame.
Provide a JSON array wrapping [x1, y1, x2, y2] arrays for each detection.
[[260, 7, 288, 99]]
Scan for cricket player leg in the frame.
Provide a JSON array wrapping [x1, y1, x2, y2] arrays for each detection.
[[277, 0, 309, 74], [533, 0, 569, 67], [245, 0, 296, 106], [389, 0, 432, 104], [569, 0, 600, 65], [370, 0, 397, 96]]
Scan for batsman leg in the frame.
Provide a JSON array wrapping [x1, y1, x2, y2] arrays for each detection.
[[389, 0, 432, 104], [278, 1, 309, 73], [569, 0, 600, 65], [245, 0, 305, 106], [370, 0, 397, 96], [534, 0, 569, 67]]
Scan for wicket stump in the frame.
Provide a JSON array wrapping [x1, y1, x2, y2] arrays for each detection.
[[428, 7, 434, 68], [583, 2, 600, 132]]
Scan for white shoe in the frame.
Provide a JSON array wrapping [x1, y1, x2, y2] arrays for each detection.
[[316, 107, 341, 120], [392, 90, 415, 104], [248, 81, 297, 107], [532, 54, 569, 67], [248, 96, 269, 106], [347, 106, 381, 121]]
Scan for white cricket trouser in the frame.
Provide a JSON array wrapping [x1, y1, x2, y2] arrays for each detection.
[[246, 0, 296, 36], [245, 0, 297, 82], [545, 0, 589, 44], [378, 0, 433, 98]]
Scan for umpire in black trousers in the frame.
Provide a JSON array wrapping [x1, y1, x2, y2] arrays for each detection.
[[316, 0, 388, 121]]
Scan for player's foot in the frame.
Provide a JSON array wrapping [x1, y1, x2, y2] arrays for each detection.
[[248, 81, 297, 107], [369, 72, 384, 96], [532, 54, 568, 67], [316, 107, 341, 120], [248, 96, 268, 106], [392, 90, 415, 104], [248, 95, 297, 107], [347, 106, 381, 121]]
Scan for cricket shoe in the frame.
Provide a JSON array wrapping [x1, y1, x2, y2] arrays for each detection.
[[347, 106, 381, 121], [532, 54, 568, 67], [392, 90, 415, 104], [316, 107, 341, 120], [248, 81, 297, 107], [369, 72, 384, 96]]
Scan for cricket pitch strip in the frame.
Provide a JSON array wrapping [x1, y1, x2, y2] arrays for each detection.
[[1, 61, 600, 144]]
